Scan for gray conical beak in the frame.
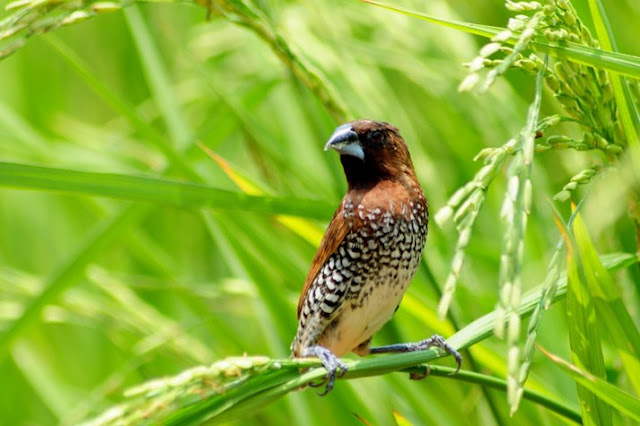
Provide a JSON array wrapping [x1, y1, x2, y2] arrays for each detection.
[[324, 124, 364, 160]]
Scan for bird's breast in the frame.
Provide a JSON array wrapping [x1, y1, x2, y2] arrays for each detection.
[[345, 197, 427, 301], [316, 197, 428, 355]]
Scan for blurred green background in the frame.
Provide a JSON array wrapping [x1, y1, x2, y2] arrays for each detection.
[[1, 0, 639, 424]]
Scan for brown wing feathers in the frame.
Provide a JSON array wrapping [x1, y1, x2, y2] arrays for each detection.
[[297, 204, 351, 318]]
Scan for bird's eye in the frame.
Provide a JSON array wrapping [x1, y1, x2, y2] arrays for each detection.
[[368, 130, 385, 144]]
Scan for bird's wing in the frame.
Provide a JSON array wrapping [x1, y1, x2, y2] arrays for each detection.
[[297, 205, 351, 318]]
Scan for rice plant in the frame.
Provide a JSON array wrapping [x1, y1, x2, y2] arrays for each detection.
[[0, 0, 639, 424]]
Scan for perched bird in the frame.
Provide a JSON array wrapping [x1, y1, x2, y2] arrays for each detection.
[[291, 119, 461, 394]]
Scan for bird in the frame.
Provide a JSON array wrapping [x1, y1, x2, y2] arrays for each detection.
[[290, 119, 461, 395]]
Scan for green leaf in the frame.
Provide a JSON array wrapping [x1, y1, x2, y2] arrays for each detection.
[[553, 207, 615, 426], [0, 162, 334, 220], [200, 145, 325, 245], [571, 211, 640, 394], [539, 346, 640, 423], [361, 0, 640, 80], [565, 235, 612, 426]]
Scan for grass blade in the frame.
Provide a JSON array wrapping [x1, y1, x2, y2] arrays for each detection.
[[83, 250, 637, 424], [0, 162, 333, 219], [539, 346, 640, 423], [82, 253, 638, 425], [559, 209, 611, 426], [199, 144, 325, 245], [360, 0, 640, 80], [566, 246, 611, 425], [84, 356, 582, 425], [571, 210, 640, 394], [360, 0, 501, 38]]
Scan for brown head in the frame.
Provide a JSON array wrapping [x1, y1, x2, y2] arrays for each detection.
[[324, 120, 416, 189]]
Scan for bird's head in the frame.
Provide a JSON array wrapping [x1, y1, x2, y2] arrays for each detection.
[[324, 120, 415, 189]]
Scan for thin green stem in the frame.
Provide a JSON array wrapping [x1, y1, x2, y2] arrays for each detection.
[[420, 259, 506, 426], [404, 366, 582, 424], [88, 252, 637, 425]]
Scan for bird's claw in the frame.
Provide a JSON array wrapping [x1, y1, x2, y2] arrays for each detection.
[[303, 345, 347, 396], [317, 355, 347, 396], [308, 377, 328, 388], [415, 334, 462, 374]]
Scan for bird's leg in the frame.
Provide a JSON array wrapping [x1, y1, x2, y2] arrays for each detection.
[[369, 334, 462, 375], [301, 345, 348, 396]]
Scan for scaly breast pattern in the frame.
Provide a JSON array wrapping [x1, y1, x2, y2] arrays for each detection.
[[294, 187, 428, 357]]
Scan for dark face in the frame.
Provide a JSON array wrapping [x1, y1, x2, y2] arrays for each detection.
[[325, 120, 414, 188]]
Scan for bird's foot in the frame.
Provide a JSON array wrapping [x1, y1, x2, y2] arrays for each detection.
[[370, 334, 462, 374], [302, 345, 347, 396], [410, 334, 462, 374]]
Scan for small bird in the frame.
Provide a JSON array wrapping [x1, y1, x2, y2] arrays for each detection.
[[291, 119, 461, 394]]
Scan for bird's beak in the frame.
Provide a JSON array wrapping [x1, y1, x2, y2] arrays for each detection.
[[324, 124, 365, 161]]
